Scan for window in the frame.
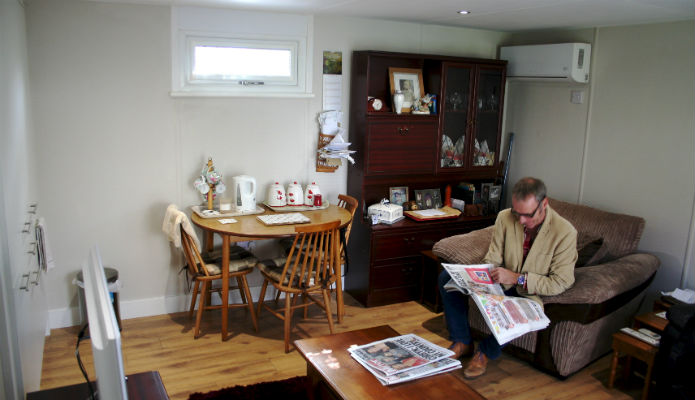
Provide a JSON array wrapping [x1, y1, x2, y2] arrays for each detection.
[[171, 7, 313, 97]]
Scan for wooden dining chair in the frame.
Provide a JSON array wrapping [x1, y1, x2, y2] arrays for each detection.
[[179, 224, 259, 338], [334, 194, 358, 321], [256, 220, 341, 353]]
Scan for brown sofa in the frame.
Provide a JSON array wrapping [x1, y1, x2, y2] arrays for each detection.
[[432, 198, 660, 378]]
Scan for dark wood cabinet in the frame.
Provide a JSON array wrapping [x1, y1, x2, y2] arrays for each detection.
[[346, 51, 506, 307]]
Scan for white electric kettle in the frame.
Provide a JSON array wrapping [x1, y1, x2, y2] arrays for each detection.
[[231, 175, 256, 212]]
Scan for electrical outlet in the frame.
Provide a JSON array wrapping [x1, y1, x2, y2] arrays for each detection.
[[570, 90, 584, 104]]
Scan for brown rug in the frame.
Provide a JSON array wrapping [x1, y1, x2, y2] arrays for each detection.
[[188, 376, 311, 400]]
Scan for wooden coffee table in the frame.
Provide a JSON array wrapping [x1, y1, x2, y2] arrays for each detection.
[[294, 325, 486, 400]]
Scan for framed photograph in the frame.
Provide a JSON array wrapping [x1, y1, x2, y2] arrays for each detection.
[[414, 188, 442, 210], [480, 183, 493, 201], [388, 67, 424, 114], [389, 186, 408, 206], [489, 185, 502, 214]]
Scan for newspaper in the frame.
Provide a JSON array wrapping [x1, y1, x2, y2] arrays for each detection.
[[349, 351, 461, 385], [348, 334, 454, 376], [442, 263, 550, 345]]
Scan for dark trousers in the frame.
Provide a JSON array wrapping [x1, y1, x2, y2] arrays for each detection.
[[438, 269, 517, 359]]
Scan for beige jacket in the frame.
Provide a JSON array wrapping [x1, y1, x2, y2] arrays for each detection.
[[482, 205, 577, 305]]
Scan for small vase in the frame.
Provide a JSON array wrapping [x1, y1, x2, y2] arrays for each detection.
[[393, 90, 405, 115]]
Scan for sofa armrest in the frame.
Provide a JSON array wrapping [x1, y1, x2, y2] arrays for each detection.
[[432, 226, 494, 264], [541, 252, 660, 324]]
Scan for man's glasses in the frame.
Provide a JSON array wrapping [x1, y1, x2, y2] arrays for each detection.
[[511, 196, 545, 219]]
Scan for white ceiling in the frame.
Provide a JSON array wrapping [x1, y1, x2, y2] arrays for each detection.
[[95, 0, 694, 31]]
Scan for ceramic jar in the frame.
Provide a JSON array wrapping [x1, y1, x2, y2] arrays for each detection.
[[286, 181, 304, 206], [267, 181, 286, 207], [304, 182, 321, 206], [393, 90, 405, 115]]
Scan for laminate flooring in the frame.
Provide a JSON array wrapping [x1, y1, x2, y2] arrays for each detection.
[[41, 294, 645, 399]]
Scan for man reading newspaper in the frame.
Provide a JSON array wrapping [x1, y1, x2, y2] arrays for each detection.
[[438, 177, 577, 379]]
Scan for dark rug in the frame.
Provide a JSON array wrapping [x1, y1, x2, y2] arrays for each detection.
[[188, 376, 311, 400]]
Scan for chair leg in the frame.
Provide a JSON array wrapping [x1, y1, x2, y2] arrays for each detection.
[[189, 280, 200, 317], [194, 281, 208, 338], [322, 288, 334, 334], [303, 292, 308, 319], [239, 275, 258, 332], [257, 279, 269, 318], [236, 276, 247, 304], [284, 293, 292, 353]]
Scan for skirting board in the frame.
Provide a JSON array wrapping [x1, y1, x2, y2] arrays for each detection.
[[47, 278, 344, 332]]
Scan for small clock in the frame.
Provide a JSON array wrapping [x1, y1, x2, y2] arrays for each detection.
[[367, 97, 384, 112]]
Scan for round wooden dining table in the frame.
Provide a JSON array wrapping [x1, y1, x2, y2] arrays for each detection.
[[191, 204, 352, 341]]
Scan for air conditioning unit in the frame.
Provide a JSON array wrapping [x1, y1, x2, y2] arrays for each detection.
[[500, 43, 591, 83]]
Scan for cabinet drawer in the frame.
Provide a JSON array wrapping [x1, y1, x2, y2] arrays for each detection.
[[372, 258, 420, 289], [372, 230, 443, 261], [368, 286, 420, 307], [366, 121, 437, 175]]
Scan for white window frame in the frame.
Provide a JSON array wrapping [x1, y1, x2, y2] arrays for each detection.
[[186, 36, 298, 87], [171, 7, 313, 98]]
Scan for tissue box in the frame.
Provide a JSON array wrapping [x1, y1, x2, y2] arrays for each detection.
[[368, 202, 403, 223]]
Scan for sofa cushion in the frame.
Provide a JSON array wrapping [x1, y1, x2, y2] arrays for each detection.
[[575, 233, 606, 268]]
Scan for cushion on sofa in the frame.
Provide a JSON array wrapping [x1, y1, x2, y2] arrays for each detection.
[[575, 232, 608, 268]]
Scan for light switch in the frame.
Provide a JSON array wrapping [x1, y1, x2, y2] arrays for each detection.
[[570, 90, 584, 104]]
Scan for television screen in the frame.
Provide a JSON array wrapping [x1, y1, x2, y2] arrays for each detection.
[[82, 246, 128, 400]]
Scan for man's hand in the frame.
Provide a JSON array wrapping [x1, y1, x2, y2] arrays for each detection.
[[490, 267, 519, 285]]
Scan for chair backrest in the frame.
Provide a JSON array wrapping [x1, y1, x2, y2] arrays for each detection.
[[179, 225, 211, 277], [336, 194, 358, 250], [278, 220, 341, 291]]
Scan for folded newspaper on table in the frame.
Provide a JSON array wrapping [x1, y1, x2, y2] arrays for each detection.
[[348, 333, 461, 385], [442, 263, 550, 345]]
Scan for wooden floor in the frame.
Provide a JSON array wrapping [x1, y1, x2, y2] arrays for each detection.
[[41, 294, 646, 400]]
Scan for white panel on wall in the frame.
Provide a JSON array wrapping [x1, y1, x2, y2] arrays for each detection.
[[582, 21, 695, 294]]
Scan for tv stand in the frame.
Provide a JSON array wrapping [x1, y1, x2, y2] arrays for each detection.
[[26, 371, 169, 400]]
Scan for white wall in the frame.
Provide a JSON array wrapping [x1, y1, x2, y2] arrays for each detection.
[[25, 0, 508, 328], [504, 21, 695, 298]]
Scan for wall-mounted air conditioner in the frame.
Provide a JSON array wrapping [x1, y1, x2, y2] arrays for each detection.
[[500, 43, 591, 83]]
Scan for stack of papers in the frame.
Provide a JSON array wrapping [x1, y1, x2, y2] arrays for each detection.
[[318, 132, 355, 164], [349, 334, 461, 385], [317, 111, 355, 164]]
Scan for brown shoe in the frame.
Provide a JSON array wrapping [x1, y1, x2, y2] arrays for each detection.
[[463, 351, 488, 379], [448, 342, 473, 359]]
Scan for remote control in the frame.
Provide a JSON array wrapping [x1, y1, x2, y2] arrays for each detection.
[[620, 327, 660, 346]]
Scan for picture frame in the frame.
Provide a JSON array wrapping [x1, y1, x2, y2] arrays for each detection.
[[489, 185, 502, 214], [389, 186, 409, 206], [414, 188, 442, 210], [388, 67, 425, 114], [480, 183, 493, 202]]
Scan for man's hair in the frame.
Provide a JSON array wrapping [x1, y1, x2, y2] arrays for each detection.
[[511, 177, 547, 203]]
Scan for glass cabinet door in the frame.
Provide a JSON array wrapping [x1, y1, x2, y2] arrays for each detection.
[[471, 67, 504, 168], [439, 64, 473, 170]]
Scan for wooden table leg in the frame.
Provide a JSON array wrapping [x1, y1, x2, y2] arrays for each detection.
[[608, 350, 619, 388], [221, 235, 230, 341], [205, 231, 213, 253], [642, 358, 654, 400]]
